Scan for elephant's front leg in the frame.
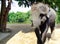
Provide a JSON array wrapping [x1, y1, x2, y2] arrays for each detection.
[[35, 28, 43, 44]]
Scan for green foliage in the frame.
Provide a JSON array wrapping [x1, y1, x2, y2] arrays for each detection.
[[56, 11, 60, 24], [8, 12, 17, 23], [15, 0, 60, 13], [8, 11, 31, 23]]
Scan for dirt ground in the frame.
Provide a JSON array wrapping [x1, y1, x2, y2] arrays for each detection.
[[0, 24, 60, 44]]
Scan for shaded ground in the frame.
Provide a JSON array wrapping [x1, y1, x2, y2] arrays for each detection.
[[0, 24, 60, 44]]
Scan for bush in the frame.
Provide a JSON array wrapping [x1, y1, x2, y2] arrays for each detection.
[[8, 12, 17, 23], [56, 11, 60, 24], [8, 11, 31, 23]]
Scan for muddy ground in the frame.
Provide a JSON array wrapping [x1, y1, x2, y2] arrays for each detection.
[[0, 24, 60, 44]]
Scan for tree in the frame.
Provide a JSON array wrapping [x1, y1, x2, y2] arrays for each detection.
[[15, 0, 60, 10], [0, 0, 12, 32]]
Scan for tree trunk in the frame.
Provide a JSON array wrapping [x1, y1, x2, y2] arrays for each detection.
[[0, 0, 12, 32], [0, 0, 6, 32]]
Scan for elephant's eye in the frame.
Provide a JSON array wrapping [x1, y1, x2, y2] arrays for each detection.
[[39, 14, 45, 18], [39, 14, 47, 19]]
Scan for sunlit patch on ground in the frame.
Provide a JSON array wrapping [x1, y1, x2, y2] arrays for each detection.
[[6, 31, 37, 44], [48, 28, 60, 44], [6, 28, 60, 44], [45, 28, 60, 44]]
